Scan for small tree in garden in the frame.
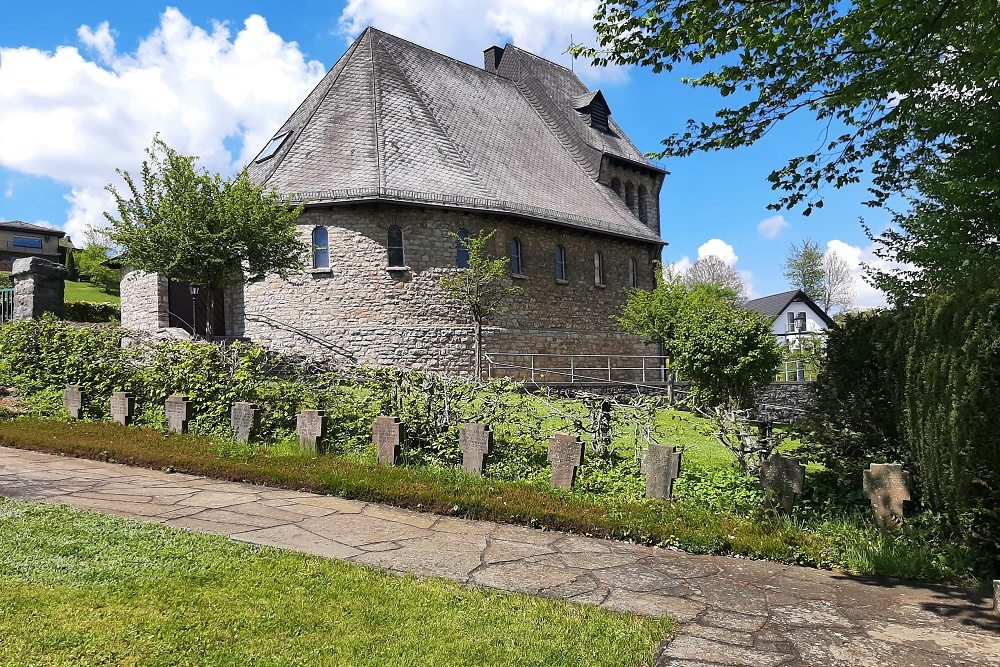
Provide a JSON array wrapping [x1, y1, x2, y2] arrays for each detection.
[[616, 267, 687, 394], [439, 230, 521, 380], [75, 243, 120, 294], [102, 136, 305, 338]]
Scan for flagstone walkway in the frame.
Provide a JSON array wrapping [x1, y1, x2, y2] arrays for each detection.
[[1, 446, 997, 666]]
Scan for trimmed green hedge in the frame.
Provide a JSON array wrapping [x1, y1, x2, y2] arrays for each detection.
[[63, 300, 120, 323]]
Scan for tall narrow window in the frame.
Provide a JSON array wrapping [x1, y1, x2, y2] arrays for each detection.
[[627, 257, 638, 288], [387, 225, 405, 267], [509, 237, 522, 274], [311, 227, 329, 269], [593, 252, 604, 285], [611, 178, 623, 199], [456, 229, 470, 268], [555, 244, 567, 281], [637, 185, 649, 223], [624, 182, 637, 215]]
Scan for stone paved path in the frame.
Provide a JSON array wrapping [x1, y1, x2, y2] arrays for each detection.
[[1, 446, 997, 666]]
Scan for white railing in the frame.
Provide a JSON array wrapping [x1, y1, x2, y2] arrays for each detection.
[[774, 360, 818, 382], [484, 352, 669, 385]]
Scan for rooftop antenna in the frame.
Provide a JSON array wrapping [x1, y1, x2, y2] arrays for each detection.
[[564, 33, 575, 72]]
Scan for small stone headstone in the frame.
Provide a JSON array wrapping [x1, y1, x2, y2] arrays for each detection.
[[759, 453, 805, 515], [458, 423, 493, 475], [110, 391, 135, 426], [994, 580, 999, 616], [547, 432, 585, 490], [231, 402, 261, 444], [165, 394, 193, 434], [863, 463, 911, 529], [642, 444, 683, 499], [297, 409, 327, 453], [373, 416, 403, 465], [64, 385, 84, 420]]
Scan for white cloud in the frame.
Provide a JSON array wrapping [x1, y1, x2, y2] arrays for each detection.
[[3, 181, 12, 198], [697, 238, 738, 266], [757, 214, 789, 239], [338, 0, 625, 82], [0, 8, 326, 241], [825, 239, 889, 309]]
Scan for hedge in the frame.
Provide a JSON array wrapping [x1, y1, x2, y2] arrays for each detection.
[[62, 301, 120, 323]]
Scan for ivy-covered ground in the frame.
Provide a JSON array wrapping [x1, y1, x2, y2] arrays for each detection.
[[0, 497, 670, 667]]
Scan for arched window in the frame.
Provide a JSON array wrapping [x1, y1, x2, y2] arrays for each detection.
[[456, 229, 470, 268], [387, 225, 405, 267], [611, 178, 623, 199], [594, 252, 604, 285], [509, 237, 522, 274], [312, 226, 329, 269], [624, 182, 637, 215], [627, 257, 638, 288], [637, 185, 649, 223], [555, 244, 567, 281]]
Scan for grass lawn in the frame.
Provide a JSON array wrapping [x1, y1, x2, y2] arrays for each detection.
[[0, 498, 671, 666], [63, 280, 120, 304]]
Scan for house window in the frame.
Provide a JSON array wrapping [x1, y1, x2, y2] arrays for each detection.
[[555, 244, 567, 282], [387, 225, 405, 267], [311, 227, 329, 269], [786, 311, 807, 332], [509, 237, 522, 274], [255, 131, 291, 163], [593, 252, 604, 285], [637, 185, 649, 223], [624, 182, 637, 215], [627, 257, 638, 288], [11, 236, 43, 249], [456, 229, 470, 268]]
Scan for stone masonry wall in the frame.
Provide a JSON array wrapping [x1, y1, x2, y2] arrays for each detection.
[[241, 203, 661, 374], [600, 159, 662, 237], [119, 268, 169, 331]]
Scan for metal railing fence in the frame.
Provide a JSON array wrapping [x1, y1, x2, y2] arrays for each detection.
[[0, 288, 13, 324]]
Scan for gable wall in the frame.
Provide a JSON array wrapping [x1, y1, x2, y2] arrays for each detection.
[[238, 204, 659, 375], [772, 298, 830, 343]]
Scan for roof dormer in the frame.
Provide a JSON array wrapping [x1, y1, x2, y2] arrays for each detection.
[[572, 91, 611, 133]]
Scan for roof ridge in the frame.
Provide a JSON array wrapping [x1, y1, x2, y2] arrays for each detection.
[[503, 44, 577, 75], [367, 27, 517, 85]]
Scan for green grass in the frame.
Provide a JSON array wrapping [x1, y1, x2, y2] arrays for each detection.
[[63, 280, 120, 304], [0, 498, 670, 666]]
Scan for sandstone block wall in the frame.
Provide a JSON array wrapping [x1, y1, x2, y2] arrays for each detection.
[[119, 268, 170, 332]]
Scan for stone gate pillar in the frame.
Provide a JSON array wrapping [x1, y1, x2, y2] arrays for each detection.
[[11, 257, 67, 320]]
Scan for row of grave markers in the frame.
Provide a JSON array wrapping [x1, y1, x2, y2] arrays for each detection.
[[64, 386, 913, 527]]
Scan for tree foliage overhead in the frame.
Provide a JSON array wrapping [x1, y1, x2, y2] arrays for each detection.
[[580, 1, 998, 215]]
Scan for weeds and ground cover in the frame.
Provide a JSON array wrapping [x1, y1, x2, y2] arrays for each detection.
[[0, 418, 983, 586], [0, 498, 671, 667]]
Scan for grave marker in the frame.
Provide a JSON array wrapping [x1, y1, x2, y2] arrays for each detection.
[[458, 423, 493, 475], [863, 463, 911, 529], [373, 416, 403, 465], [759, 453, 805, 515], [64, 385, 84, 420], [642, 445, 683, 499], [110, 392, 135, 426], [547, 432, 585, 490], [231, 402, 261, 444], [165, 394, 193, 434], [297, 409, 327, 453]]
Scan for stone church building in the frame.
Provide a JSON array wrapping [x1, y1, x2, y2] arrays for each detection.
[[120, 28, 666, 376]]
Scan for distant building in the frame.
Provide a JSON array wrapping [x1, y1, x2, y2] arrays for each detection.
[[0, 221, 66, 272], [120, 28, 667, 376], [745, 289, 836, 344]]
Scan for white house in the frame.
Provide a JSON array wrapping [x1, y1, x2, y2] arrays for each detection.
[[744, 289, 836, 345]]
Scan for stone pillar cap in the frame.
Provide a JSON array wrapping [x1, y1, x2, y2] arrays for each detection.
[[11, 256, 69, 279]]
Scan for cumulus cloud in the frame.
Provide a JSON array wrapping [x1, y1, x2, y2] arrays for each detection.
[[338, 0, 625, 82], [757, 214, 789, 239], [0, 8, 326, 241], [825, 239, 890, 309], [697, 238, 738, 266]]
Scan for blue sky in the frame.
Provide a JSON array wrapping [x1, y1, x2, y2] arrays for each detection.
[[0, 1, 891, 306]]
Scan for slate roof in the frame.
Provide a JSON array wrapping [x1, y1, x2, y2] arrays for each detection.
[[0, 220, 65, 237], [246, 28, 663, 244], [745, 289, 837, 328]]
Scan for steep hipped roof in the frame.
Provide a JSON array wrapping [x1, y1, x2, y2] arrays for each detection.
[[0, 220, 65, 237], [745, 289, 837, 328], [246, 28, 663, 244]]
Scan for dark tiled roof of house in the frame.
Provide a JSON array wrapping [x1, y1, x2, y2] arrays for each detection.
[[745, 289, 837, 327], [0, 220, 65, 237], [246, 28, 663, 244]]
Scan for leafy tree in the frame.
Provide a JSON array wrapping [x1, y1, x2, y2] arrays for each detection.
[[783, 239, 825, 302], [102, 137, 304, 338], [820, 250, 854, 313], [438, 230, 521, 380], [75, 243, 121, 294], [577, 1, 997, 215], [615, 267, 687, 360], [684, 255, 747, 303], [64, 248, 79, 282]]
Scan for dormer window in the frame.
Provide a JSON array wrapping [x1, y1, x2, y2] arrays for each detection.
[[255, 131, 292, 163], [572, 91, 611, 133]]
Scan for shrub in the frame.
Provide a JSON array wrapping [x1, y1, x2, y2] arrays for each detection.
[[0, 271, 11, 289], [63, 301, 121, 323]]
